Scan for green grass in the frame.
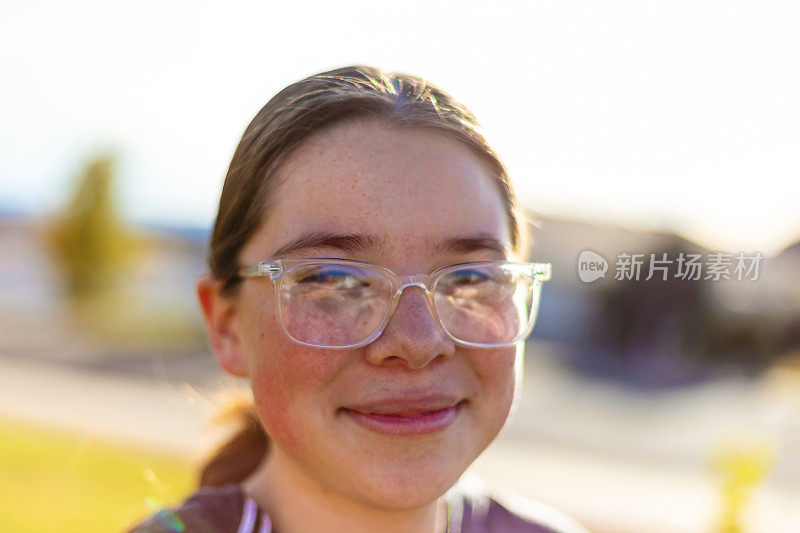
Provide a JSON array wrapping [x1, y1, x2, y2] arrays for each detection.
[[0, 418, 195, 532]]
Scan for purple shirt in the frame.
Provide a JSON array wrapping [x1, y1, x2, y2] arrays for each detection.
[[128, 476, 589, 533]]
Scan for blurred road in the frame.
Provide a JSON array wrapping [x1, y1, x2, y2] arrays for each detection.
[[1, 344, 798, 533]]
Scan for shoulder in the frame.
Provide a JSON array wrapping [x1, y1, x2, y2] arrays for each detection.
[[448, 475, 590, 533], [126, 484, 270, 533]]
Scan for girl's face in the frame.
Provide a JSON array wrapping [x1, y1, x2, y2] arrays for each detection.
[[227, 120, 518, 509]]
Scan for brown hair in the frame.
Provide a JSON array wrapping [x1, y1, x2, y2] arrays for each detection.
[[200, 65, 528, 487]]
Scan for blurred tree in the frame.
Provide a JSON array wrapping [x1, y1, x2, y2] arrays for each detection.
[[46, 154, 130, 301]]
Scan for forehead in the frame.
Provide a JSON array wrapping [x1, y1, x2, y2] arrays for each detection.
[[244, 120, 510, 262]]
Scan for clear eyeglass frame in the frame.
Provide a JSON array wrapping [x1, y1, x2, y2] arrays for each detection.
[[238, 258, 552, 350]]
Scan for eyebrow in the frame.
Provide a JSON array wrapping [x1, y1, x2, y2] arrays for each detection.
[[432, 234, 510, 256], [271, 231, 508, 258], [271, 231, 390, 257]]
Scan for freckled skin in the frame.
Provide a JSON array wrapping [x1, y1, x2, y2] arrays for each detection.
[[235, 120, 518, 510]]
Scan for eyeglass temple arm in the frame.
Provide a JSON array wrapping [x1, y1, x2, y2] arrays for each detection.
[[238, 261, 281, 279], [533, 263, 552, 282]]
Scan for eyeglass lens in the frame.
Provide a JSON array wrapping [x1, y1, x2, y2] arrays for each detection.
[[278, 262, 535, 347]]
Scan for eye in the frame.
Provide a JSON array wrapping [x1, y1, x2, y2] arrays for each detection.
[[294, 265, 366, 290], [447, 268, 490, 285], [437, 267, 493, 294]]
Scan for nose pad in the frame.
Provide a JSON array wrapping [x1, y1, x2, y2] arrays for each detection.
[[391, 283, 437, 324], [364, 285, 455, 368]]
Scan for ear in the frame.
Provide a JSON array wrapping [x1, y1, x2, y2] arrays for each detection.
[[197, 275, 249, 377]]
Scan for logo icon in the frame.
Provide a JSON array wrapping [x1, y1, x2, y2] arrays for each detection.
[[577, 250, 608, 283]]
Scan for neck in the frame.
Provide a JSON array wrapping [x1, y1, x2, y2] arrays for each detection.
[[242, 447, 448, 533]]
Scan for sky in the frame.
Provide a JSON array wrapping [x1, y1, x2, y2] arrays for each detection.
[[2, 0, 798, 256]]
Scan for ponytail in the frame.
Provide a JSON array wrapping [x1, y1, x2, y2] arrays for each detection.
[[198, 394, 268, 487]]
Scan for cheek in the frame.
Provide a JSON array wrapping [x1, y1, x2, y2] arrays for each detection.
[[247, 328, 345, 446], [472, 347, 518, 412], [250, 369, 300, 445]]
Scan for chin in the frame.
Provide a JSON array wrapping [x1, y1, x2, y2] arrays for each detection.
[[353, 470, 460, 510], [340, 447, 476, 511]]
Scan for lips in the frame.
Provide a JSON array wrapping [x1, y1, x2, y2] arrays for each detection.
[[341, 395, 464, 436]]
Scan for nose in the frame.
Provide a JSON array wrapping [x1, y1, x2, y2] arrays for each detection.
[[364, 286, 456, 369]]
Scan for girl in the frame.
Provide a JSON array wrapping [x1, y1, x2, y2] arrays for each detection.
[[130, 66, 586, 533]]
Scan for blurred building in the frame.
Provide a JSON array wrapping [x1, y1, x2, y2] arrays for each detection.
[[527, 212, 800, 387]]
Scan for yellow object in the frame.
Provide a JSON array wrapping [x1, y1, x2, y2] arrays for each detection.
[[710, 436, 774, 533]]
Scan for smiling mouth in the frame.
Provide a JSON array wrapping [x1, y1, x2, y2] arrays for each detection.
[[341, 400, 466, 436]]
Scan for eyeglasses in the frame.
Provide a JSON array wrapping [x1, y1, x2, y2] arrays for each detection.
[[238, 258, 552, 349]]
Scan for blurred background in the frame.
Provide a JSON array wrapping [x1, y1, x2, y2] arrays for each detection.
[[1, 1, 799, 531]]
